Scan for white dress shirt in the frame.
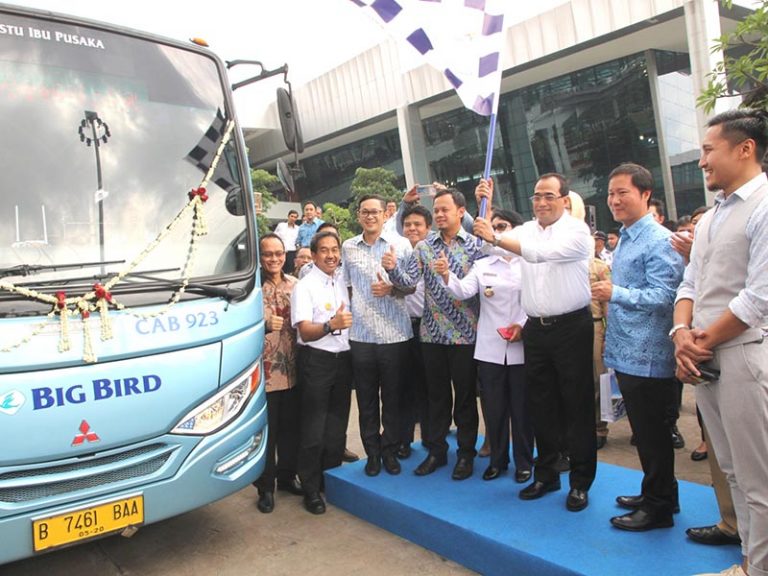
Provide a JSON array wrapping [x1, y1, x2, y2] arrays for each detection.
[[509, 212, 592, 317], [291, 265, 350, 353], [274, 221, 299, 252], [444, 253, 526, 365]]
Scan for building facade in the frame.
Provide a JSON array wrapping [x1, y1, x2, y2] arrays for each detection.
[[247, 0, 749, 230]]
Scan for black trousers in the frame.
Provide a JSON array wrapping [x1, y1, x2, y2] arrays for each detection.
[[351, 340, 407, 457], [255, 386, 300, 493], [616, 371, 678, 515], [477, 361, 534, 472], [282, 251, 296, 275], [297, 347, 352, 494], [399, 323, 429, 446], [522, 308, 596, 490], [420, 343, 478, 459]]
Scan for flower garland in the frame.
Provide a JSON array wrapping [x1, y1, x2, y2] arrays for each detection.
[[0, 120, 235, 363]]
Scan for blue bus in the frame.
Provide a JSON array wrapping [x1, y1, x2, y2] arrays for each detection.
[[0, 4, 269, 564]]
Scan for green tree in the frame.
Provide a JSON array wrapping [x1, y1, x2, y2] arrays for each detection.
[[321, 203, 358, 242], [697, 0, 768, 112], [250, 168, 278, 237], [349, 167, 401, 209]]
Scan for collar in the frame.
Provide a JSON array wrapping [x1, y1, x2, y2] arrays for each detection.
[[308, 264, 339, 283], [715, 172, 768, 206], [620, 212, 655, 241], [427, 226, 471, 248], [353, 233, 387, 247]]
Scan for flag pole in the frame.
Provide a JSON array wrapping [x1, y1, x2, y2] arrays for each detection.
[[477, 112, 496, 245]]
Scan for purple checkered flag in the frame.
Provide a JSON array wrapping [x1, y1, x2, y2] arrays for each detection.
[[349, 0, 505, 116], [348, 0, 506, 234]]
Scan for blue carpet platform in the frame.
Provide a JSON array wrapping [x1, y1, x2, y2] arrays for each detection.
[[325, 440, 741, 576]]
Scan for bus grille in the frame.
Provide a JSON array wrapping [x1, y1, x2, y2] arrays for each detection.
[[0, 444, 174, 504]]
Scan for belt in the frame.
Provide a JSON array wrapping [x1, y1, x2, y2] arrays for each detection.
[[306, 347, 351, 359], [593, 317, 604, 322], [528, 307, 589, 327]]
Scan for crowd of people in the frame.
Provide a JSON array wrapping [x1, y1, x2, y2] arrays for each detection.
[[261, 108, 767, 576]]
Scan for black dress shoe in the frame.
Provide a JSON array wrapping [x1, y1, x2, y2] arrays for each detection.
[[482, 465, 507, 481], [382, 453, 401, 475], [514, 469, 532, 484], [671, 425, 685, 449], [452, 457, 474, 480], [343, 448, 360, 463], [414, 454, 447, 476], [691, 449, 709, 461], [616, 494, 680, 514], [566, 489, 589, 512], [276, 476, 303, 495], [519, 480, 561, 500], [610, 509, 673, 531], [596, 436, 607, 450], [304, 492, 326, 515], [396, 443, 412, 460], [686, 525, 741, 546], [257, 491, 274, 513], [365, 455, 382, 477]]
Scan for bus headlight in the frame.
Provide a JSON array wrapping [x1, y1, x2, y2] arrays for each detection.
[[171, 361, 261, 435]]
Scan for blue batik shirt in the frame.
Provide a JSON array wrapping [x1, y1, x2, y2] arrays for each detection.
[[604, 213, 684, 378]]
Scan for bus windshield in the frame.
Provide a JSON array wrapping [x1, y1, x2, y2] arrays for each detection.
[[0, 12, 251, 297]]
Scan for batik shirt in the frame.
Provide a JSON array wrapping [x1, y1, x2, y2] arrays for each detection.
[[389, 228, 481, 345], [262, 274, 297, 392]]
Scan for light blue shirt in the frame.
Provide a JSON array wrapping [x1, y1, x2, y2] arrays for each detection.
[[296, 218, 324, 248], [604, 213, 684, 378], [342, 233, 413, 344]]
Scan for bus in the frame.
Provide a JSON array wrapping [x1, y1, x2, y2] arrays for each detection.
[[0, 3, 270, 564]]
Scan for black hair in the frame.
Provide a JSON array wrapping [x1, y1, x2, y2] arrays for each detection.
[[537, 173, 569, 197], [310, 230, 341, 253], [317, 222, 339, 234], [608, 228, 620, 237], [433, 187, 466, 208], [401, 204, 432, 227], [691, 205, 709, 220], [303, 201, 318, 210], [707, 108, 768, 162], [259, 232, 285, 250], [491, 208, 524, 227], [287, 209, 299, 217], [357, 194, 387, 211], [608, 163, 655, 196]]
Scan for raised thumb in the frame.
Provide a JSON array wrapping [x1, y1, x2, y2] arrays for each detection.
[[377, 272, 384, 283], [337, 302, 346, 313]]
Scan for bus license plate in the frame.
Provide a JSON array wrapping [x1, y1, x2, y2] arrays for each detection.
[[33, 495, 144, 552]]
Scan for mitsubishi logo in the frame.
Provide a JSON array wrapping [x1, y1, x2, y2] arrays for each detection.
[[72, 420, 100, 446]]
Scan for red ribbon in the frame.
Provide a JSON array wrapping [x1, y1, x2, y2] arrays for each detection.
[[188, 187, 209, 202]]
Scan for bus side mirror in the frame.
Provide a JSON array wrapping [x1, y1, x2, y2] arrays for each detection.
[[276, 87, 304, 153]]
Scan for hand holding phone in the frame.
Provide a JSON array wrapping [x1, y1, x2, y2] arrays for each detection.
[[497, 326, 513, 340], [416, 184, 436, 197]]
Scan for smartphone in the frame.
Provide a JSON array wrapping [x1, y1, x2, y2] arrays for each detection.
[[497, 326, 514, 340], [696, 363, 720, 382], [416, 184, 436, 197]]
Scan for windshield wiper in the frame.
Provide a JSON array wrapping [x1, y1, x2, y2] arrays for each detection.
[[123, 272, 245, 301], [0, 260, 126, 280]]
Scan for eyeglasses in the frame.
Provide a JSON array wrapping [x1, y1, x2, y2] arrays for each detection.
[[492, 222, 510, 232], [358, 209, 384, 217], [529, 194, 565, 203], [261, 251, 285, 259]]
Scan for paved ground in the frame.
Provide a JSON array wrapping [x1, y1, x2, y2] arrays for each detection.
[[4, 386, 712, 576]]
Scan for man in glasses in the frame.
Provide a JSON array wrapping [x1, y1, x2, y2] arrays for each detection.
[[342, 195, 412, 477], [473, 173, 595, 512]]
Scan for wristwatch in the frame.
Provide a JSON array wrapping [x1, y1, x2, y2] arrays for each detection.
[[492, 233, 501, 247], [668, 323, 689, 340], [322, 321, 332, 334]]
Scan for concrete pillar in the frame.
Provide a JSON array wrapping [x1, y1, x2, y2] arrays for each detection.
[[646, 49, 679, 220], [684, 0, 728, 204], [396, 104, 431, 188]]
